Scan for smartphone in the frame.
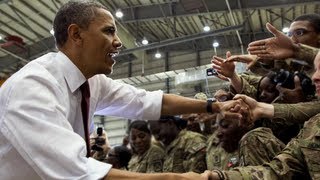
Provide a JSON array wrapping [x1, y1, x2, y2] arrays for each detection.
[[206, 68, 218, 76]]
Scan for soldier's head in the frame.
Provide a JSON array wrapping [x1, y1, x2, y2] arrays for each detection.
[[105, 145, 132, 169], [257, 71, 279, 103], [128, 120, 151, 155], [149, 116, 186, 146], [216, 106, 251, 153], [289, 14, 320, 48]]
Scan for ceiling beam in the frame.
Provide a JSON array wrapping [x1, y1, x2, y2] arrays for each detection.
[[118, 24, 243, 56], [118, 0, 319, 23]]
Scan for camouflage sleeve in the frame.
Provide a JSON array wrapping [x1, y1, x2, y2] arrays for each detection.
[[295, 44, 319, 67], [272, 100, 320, 125], [222, 114, 320, 180], [146, 146, 165, 173], [185, 136, 207, 173], [239, 127, 285, 166], [229, 75, 260, 98]]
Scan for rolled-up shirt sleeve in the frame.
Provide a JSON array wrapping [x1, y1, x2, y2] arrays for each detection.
[[93, 75, 163, 120]]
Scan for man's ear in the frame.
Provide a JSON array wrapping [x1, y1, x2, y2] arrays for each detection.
[[67, 24, 83, 46]]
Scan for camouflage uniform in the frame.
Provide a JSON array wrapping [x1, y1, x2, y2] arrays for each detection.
[[206, 131, 239, 170], [128, 144, 164, 173], [238, 127, 285, 166], [221, 113, 320, 180], [163, 130, 207, 173], [229, 73, 261, 99]]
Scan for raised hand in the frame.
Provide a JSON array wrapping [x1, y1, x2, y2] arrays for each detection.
[[275, 75, 305, 103], [226, 54, 260, 70], [211, 51, 236, 81], [247, 23, 297, 60]]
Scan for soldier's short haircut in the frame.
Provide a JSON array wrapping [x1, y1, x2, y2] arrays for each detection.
[[113, 145, 132, 169], [53, 1, 107, 48], [293, 14, 320, 33], [129, 120, 151, 134]]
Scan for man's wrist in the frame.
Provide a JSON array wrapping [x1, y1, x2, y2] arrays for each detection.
[[257, 102, 274, 119]]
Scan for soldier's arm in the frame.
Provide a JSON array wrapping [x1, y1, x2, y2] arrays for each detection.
[[272, 100, 320, 125], [207, 115, 319, 180], [230, 74, 260, 99], [294, 44, 319, 67], [146, 147, 164, 173], [186, 137, 207, 173], [238, 127, 285, 166]]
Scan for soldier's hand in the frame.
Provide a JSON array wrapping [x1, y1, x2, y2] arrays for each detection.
[[215, 100, 243, 121], [247, 23, 297, 60], [211, 51, 236, 81], [226, 54, 259, 70], [233, 94, 275, 121], [275, 75, 304, 103]]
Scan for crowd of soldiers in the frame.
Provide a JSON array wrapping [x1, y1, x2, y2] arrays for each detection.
[[90, 13, 320, 180]]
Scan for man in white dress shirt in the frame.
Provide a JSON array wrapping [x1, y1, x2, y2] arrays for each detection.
[[0, 1, 243, 179]]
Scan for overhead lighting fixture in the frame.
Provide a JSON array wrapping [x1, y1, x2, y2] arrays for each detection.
[[50, 29, 54, 35], [155, 52, 161, 58], [115, 10, 123, 18], [142, 38, 149, 45], [203, 25, 210, 32], [0, 35, 2, 40], [212, 42, 219, 48], [282, 27, 289, 33]]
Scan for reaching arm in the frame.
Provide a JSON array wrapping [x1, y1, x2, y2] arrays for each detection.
[[161, 94, 243, 121], [105, 168, 208, 180]]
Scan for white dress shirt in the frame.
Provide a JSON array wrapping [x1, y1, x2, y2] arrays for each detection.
[[0, 52, 163, 179]]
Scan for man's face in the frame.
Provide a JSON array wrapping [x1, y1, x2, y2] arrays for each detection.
[[312, 52, 320, 95], [149, 121, 178, 146], [129, 128, 151, 155], [289, 20, 320, 48], [216, 118, 241, 153], [79, 8, 122, 76]]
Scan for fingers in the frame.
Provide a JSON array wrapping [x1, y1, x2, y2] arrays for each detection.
[[226, 51, 232, 58], [293, 75, 301, 88], [266, 22, 281, 37], [212, 55, 226, 63], [248, 39, 266, 47]]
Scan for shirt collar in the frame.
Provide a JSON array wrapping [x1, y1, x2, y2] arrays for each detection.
[[56, 51, 86, 93]]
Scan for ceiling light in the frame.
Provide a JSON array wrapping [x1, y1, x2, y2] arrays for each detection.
[[203, 26, 210, 32], [155, 52, 161, 58], [212, 42, 219, 48], [282, 27, 289, 33], [0, 35, 2, 40], [115, 10, 123, 18], [50, 29, 54, 35], [142, 38, 149, 45]]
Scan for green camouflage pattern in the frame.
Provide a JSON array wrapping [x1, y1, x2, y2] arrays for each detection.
[[239, 127, 285, 166], [206, 131, 239, 170], [163, 130, 207, 173], [128, 144, 164, 173], [223, 113, 320, 180]]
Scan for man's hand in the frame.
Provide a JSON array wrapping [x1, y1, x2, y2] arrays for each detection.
[[215, 99, 244, 121], [181, 172, 209, 180], [226, 54, 260, 70], [211, 51, 236, 81], [247, 23, 298, 60], [275, 75, 305, 103], [202, 170, 220, 180], [233, 94, 274, 121]]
